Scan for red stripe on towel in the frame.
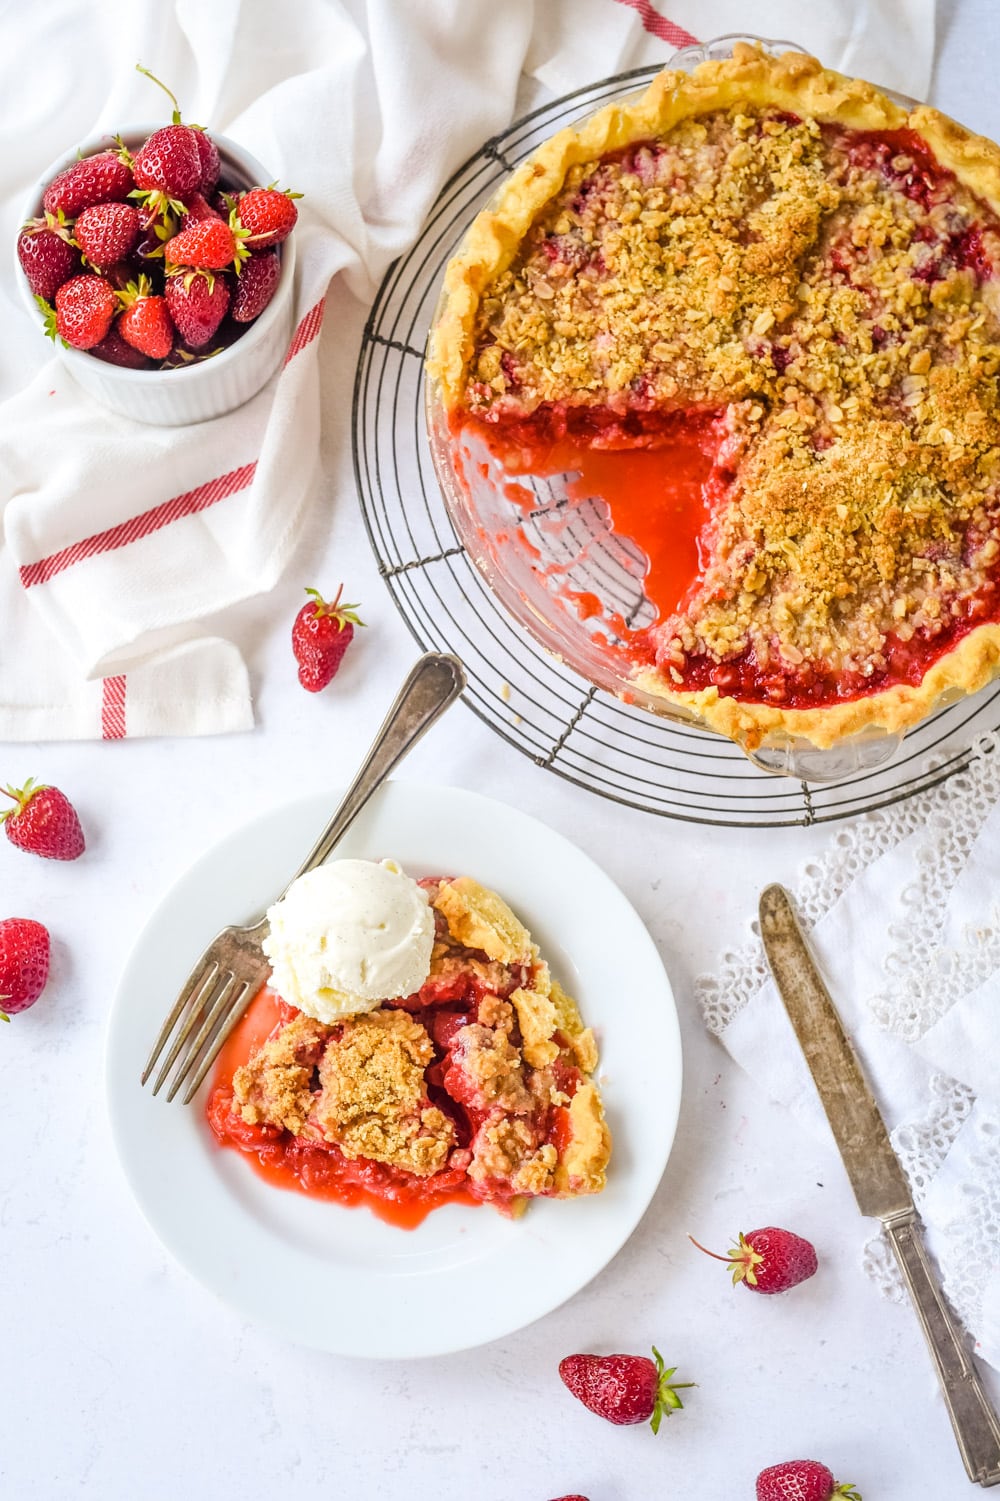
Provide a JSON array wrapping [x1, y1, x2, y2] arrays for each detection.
[[611, 0, 697, 47], [284, 297, 326, 365], [19, 461, 258, 589], [101, 675, 127, 739]]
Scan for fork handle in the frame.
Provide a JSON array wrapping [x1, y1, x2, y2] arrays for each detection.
[[282, 652, 467, 890], [884, 1209, 1000, 1486]]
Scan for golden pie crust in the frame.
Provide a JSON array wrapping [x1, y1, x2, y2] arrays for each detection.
[[428, 44, 1000, 749]]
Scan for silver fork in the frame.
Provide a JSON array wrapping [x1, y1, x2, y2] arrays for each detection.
[[141, 651, 467, 1104]]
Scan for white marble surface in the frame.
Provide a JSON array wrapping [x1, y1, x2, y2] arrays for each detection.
[[3, 4, 1000, 1497]]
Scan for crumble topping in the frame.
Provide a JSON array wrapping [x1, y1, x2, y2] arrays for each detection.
[[462, 109, 1000, 701], [315, 1009, 455, 1176], [433, 876, 532, 963], [233, 1013, 329, 1134], [469, 1116, 558, 1195]]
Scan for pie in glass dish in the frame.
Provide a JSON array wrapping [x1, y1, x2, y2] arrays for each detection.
[[207, 875, 611, 1226], [428, 42, 1000, 753]]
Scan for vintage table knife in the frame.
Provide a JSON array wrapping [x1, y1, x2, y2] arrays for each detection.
[[759, 883, 1000, 1488]]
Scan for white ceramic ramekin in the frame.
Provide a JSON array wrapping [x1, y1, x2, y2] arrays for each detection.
[[15, 124, 296, 426]]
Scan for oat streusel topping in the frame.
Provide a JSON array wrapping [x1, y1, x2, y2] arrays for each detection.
[[234, 1013, 329, 1134], [315, 1009, 455, 1177], [462, 108, 1000, 703]]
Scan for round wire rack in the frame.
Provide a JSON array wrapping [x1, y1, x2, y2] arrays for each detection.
[[352, 64, 1000, 828]]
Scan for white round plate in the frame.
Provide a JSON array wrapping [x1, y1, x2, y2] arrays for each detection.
[[106, 782, 681, 1358]]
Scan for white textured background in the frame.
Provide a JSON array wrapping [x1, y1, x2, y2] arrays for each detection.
[[2, 2, 1000, 1498]]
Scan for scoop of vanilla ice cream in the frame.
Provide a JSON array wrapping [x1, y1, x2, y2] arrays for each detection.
[[262, 858, 435, 1023]]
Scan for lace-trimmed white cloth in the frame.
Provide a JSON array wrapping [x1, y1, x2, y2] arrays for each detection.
[[696, 735, 1000, 1371]]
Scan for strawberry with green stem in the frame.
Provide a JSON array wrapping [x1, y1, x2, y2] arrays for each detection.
[[291, 586, 364, 692], [40, 274, 116, 349], [17, 213, 80, 299], [558, 1348, 693, 1433], [230, 185, 301, 249], [1, 778, 85, 860], [117, 275, 174, 359], [135, 64, 220, 192], [756, 1460, 862, 1501], [689, 1225, 818, 1293], [163, 217, 242, 271], [164, 267, 230, 347]]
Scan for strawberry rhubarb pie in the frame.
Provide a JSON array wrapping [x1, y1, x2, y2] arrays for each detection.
[[207, 858, 611, 1227], [429, 44, 1000, 750]]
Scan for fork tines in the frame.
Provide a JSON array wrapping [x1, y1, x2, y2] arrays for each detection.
[[141, 930, 268, 1104]]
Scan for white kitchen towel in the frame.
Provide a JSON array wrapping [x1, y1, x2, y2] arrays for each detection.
[[697, 736, 1000, 1371], [0, 0, 934, 740]]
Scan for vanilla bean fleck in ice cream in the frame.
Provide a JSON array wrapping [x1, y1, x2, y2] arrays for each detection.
[[262, 859, 435, 1023]]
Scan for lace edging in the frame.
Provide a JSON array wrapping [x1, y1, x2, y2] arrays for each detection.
[[696, 735, 999, 1037]]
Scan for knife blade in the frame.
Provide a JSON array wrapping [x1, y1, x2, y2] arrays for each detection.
[[759, 883, 1000, 1488], [757, 883, 911, 1220]]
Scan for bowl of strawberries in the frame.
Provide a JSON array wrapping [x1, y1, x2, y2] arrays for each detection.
[[14, 70, 300, 426]]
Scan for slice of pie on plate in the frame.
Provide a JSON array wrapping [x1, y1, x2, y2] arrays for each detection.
[[208, 875, 611, 1224], [428, 42, 1000, 751]]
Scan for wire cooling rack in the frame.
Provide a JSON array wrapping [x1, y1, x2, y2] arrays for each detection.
[[352, 65, 1000, 828]]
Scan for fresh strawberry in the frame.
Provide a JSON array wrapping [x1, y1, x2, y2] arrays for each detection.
[[134, 64, 220, 194], [51, 274, 116, 349], [291, 586, 365, 692], [231, 186, 300, 249], [90, 323, 153, 368], [132, 124, 202, 197], [193, 129, 220, 193], [179, 192, 221, 231], [1, 778, 85, 861], [558, 1348, 693, 1433], [231, 249, 280, 322], [164, 268, 231, 347], [163, 217, 239, 270], [689, 1226, 818, 1294], [756, 1460, 861, 1501], [0, 919, 50, 1022], [117, 275, 174, 359], [549, 1496, 589, 1500], [74, 201, 140, 270], [17, 216, 79, 299], [43, 151, 133, 218]]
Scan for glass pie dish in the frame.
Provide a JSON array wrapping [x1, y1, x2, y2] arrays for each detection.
[[425, 36, 998, 782]]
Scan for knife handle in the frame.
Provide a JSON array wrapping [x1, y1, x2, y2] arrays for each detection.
[[885, 1211, 1000, 1486]]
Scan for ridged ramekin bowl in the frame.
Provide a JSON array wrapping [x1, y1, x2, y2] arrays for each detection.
[[15, 124, 296, 426]]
